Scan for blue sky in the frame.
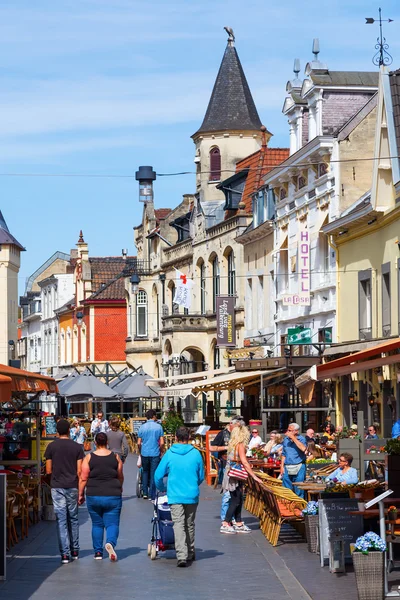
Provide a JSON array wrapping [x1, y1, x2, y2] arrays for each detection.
[[1, 0, 399, 290]]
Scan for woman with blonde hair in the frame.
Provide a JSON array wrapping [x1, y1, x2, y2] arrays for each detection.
[[220, 422, 262, 535]]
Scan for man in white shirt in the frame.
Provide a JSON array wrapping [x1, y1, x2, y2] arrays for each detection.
[[246, 428, 263, 456], [90, 410, 109, 436]]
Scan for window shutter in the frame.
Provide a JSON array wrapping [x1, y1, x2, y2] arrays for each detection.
[[209, 148, 221, 181]]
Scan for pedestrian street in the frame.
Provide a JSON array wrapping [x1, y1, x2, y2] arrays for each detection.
[[2, 456, 358, 600]]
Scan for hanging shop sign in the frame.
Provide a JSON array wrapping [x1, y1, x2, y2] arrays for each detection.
[[283, 226, 311, 306], [287, 327, 312, 345], [216, 296, 236, 348]]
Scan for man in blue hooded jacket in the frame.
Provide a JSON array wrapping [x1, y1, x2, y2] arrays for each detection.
[[154, 426, 204, 568]]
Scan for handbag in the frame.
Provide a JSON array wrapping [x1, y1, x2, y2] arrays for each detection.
[[228, 461, 248, 481]]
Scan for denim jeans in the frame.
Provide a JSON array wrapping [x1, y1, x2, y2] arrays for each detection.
[[86, 496, 122, 554], [282, 463, 306, 498], [220, 491, 230, 522], [141, 455, 160, 499], [51, 488, 79, 556]]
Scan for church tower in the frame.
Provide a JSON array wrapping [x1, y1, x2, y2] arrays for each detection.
[[192, 29, 267, 203], [0, 211, 24, 365]]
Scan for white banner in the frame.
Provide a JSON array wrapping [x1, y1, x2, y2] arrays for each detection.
[[174, 270, 194, 309]]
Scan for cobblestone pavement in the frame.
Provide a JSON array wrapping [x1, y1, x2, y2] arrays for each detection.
[[1, 456, 364, 600]]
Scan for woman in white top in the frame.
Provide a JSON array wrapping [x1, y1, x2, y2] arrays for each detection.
[[246, 428, 263, 456]]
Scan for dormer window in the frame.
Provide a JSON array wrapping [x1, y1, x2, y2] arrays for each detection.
[[209, 147, 221, 181], [280, 188, 287, 201]]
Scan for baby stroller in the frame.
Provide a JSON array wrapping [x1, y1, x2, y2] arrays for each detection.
[[148, 493, 175, 560]]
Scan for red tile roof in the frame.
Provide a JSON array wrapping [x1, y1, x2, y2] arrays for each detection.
[[87, 276, 126, 301], [88, 257, 132, 295], [154, 208, 172, 223], [236, 147, 290, 213]]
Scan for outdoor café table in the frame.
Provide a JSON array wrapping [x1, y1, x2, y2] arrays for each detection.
[[249, 460, 280, 476], [294, 481, 326, 501]]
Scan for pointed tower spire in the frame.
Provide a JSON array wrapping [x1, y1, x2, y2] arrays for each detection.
[[0, 209, 24, 249], [193, 32, 261, 136], [0, 210, 10, 233]]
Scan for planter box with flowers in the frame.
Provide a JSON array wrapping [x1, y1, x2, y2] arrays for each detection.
[[352, 532, 385, 600], [302, 501, 319, 553]]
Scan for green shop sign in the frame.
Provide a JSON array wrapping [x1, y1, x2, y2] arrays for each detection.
[[287, 327, 312, 345]]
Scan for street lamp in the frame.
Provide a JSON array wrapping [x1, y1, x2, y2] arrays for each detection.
[[76, 311, 84, 326], [130, 273, 140, 295], [135, 166, 156, 203]]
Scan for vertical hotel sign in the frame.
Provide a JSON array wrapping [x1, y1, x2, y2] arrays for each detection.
[[283, 223, 310, 306], [216, 296, 236, 347]]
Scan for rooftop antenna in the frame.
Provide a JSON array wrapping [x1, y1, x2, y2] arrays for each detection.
[[366, 8, 393, 67]]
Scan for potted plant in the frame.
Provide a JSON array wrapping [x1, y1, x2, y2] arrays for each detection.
[[384, 438, 400, 498], [161, 407, 184, 435], [302, 501, 319, 553], [388, 506, 398, 522], [352, 532, 386, 600]]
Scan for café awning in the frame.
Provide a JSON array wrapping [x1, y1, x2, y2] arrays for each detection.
[[158, 369, 285, 397], [0, 363, 58, 397], [0, 363, 58, 409], [0, 374, 12, 404], [317, 337, 400, 379]]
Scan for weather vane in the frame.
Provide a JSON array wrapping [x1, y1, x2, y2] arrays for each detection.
[[365, 8, 393, 67]]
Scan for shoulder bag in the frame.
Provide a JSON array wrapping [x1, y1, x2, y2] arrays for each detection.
[[228, 447, 249, 480]]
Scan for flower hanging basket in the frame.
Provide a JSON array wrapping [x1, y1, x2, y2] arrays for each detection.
[[352, 551, 384, 600], [304, 514, 319, 553]]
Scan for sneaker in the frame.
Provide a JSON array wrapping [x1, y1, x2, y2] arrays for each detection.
[[61, 555, 70, 564], [177, 560, 187, 567], [220, 524, 236, 535], [94, 552, 103, 560], [105, 542, 117, 562], [70, 551, 79, 560], [233, 524, 251, 533], [143, 495, 148, 499]]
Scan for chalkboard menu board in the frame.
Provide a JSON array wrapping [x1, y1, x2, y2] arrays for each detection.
[[319, 498, 363, 566], [0, 474, 6, 580], [131, 418, 146, 434], [45, 416, 57, 436]]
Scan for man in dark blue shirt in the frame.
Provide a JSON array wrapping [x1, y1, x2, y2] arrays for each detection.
[[138, 410, 164, 500], [279, 423, 307, 498]]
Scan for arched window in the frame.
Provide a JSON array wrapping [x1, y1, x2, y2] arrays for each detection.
[[199, 262, 206, 314], [136, 290, 148, 337], [209, 147, 221, 181], [227, 251, 236, 297], [212, 256, 220, 312]]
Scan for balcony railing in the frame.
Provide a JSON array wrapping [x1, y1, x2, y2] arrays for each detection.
[[122, 258, 151, 276]]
